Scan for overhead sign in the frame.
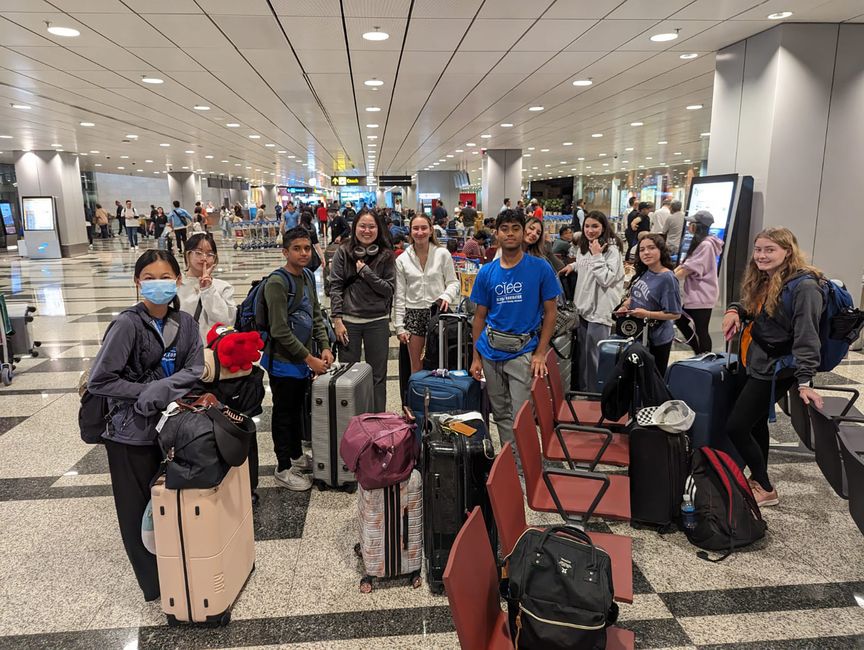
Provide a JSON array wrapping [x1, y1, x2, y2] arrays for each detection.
[[280, 185, 313, 193], [331, 175, 364, 186], [378, 175, 412, 187]]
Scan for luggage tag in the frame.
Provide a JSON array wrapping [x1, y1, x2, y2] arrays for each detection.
[[155, 401, 181, 434], [447, 421, 477, 437], [450, 369, 469, 378]]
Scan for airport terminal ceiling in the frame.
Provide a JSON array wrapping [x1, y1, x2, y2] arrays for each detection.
[[0, 0, 861, 186]]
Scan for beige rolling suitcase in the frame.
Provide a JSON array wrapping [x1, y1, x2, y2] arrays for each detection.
[[151, 461, 255, 626]]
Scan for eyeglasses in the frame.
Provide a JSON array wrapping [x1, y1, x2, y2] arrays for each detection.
[[356, 225, 377, 231], [190, 250, 216, 260]]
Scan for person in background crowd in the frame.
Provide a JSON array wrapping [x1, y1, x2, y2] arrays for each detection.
[[274, 201, 283, 222], [462, 229, 488, 261], [447, 239, 462, 257], [529, 198, 544, 220], [316, 200, 328, 242], [392, 233, 407, 256], [256, 204, 268, 222], [169, 200, 191, 253], [395, 213, 460, 373], [233, 203, 244, 220], [177, 233, 236, 340], [499, 197, 511, 214], [432, 199, 448, 225], [153, 207, 167, 240], [516, 199, 525, 213], [626, 201, 652, 261], [571, 198, 586, 230], [122, 200, 140, 251], [661, 200, 686, 259], [283, 201, 299, 230], [651, 199, 672, 232], [329, 211, 396, 412], [561, 211, 625, 390], [263, 228, 333, 492], [88, 249, 204, 602], [674, 210, 723, 354], [138, 208, 149, 240], [95, 203, 110, 239], [525, 216, 563, 272], [616, 233, 682, 374], [552, 225, 574, 257], [191, 206, 206, 233], [149, 205, 158, 238], [461, 200, 478, 236], [84, 204, 94, 247], [299, 210, 324, 271], [721, 227, 825, 507], [330, 208, 349, 242], [470, 209, 560, 465], [115, 200, 125, 234], [342, 202, 357, 226]]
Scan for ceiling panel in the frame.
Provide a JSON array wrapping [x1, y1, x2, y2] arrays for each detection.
[[124, 0, 202, 13], [198, 0, 273, 15], [607, 0, 696, 20], [544, 0, 636, 20], [145, 14, 227, 43], [405, 19, 472, 51], [69, 13, 167, 46], [672, 20, 775, 50], [494, 51, 556, 74], [670, 0, 764, 20], [566, 19, 658, 51], [460, 19, 533, 51], [412, 0, 485, 19], [127, 48, 205, 72], [520, 19, 598, 51], [212, 16, 290, 49], [478, 0, 555, 19]]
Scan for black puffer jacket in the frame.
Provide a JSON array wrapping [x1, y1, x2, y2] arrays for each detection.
[[329, 246, 396, 320], [88, 303, 204, 446]]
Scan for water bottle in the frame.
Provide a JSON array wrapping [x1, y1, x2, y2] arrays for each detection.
[[681, 494, 697, 530]]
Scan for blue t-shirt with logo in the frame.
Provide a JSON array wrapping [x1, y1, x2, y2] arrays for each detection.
[[628, 269, 682, 346], [470, 254, 561, 361]]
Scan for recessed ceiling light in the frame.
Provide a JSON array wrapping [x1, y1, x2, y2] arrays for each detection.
[[117, 166, 125, 170], [80, 121, 95, 126], [472, 151, 478, 154], [673, 152, 682, 156], [455, 149, 464, 153], [47, 25, 80, 37], [658, 140, 668, 145], [559, 161, 567, 164], [599, 153, 607, 157], [562, 142, 573, 146], [220, 159, 228, 163], [142, 76, 163, 84], [577, 157, 585, 161], [277, 150, 287, 154], [572, 79, 592, 87], [540, 148, 549, 152], [466, 142, 477, 147], [523, 153, 531, 157], [193, 105, 210, 111], [204, 155, 214, 159], [11, 104, 31, 110], [365, 107, 381, 112], [544, 164, 551, 167], [680, 53, 698, 60], [602, 163, 609, 166], [687, 104, 704, 111], [159, 143, 170, 147], [368, 143, 376, 147], [367, 135, 378, 139], [625, 146, 634, 151], [248, 134, 261, 139], [645, 156, 653, 160], [235, 163, 241, 167], [528, 106, 544, 112], [622, 160, 629, 163], [650, 32, 679, 42], [630, 122, 644, 127], [500, 123, 513, 128], [768, 11, 793, 20], [120, 155, 129, 159], [145, 159, 153, 163], [684, 159, 691, 163], [700, 132, 710, 137], [362, 28, 389, 41], [591, 133, 602, 138], [94, 163, 102, 167], [0, 135, 11, 139], [364, 79, 384, 87], [265, 143, 276, 147], [288, 155, 296, 158], [50, 143, 61, 147], [225, 123, 240, 128], [480, 134, 492, 138]]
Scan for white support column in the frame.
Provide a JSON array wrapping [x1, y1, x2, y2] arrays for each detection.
[[167, 171, 198, 210], [481, 149, 522, 216]]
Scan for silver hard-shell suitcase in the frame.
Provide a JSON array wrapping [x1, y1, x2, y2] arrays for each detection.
[[311, 362, 374, 490], [354, 469, 423, 592]]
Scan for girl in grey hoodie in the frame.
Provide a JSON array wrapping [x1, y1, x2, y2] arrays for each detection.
[[560, 211, 625, 391]]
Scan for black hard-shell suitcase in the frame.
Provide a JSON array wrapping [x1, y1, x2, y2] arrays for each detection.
[[628, 425, 690, 530], [398, 342, 411, 406], [423, 412, 496, 594], [423, 310, 471, 371]]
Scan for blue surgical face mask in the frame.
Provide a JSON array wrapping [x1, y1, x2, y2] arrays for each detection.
[[140, 279, 177, 305]]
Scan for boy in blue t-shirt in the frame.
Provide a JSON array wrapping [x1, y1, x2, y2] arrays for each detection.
[[470, 210, 561, 459]]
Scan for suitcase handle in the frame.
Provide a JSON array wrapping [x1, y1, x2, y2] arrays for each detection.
[[402, 508, 409, 550]]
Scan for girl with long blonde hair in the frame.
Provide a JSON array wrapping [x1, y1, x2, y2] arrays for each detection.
[[721, 227, 825, 507]]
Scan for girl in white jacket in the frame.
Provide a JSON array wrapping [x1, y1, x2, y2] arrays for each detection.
[[560, 211, 625, 391], [177, 233, 237, 340], [395, 214, 460, 373]]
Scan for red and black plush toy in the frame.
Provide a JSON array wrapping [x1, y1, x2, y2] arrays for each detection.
[[202, 324, 264, 382]]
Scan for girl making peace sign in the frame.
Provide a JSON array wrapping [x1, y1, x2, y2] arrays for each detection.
[[177, 232, 237, 340]]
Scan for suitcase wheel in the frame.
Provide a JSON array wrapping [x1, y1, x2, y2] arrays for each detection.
[[166, 614, 179, 627], [429, 582, 445, 596], [344, 483, 357, 494], [218, 612, 231, 627], [360, 576, 373, 594], [316, 481, 327, 492], [409, 571, 422, 589], [353, 543, 362, 559]]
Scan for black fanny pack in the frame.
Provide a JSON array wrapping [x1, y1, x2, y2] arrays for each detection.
[[486, 327, 534, 353]]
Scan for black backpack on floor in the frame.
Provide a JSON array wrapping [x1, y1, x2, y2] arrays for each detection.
[[685, 447, 767, 561], [506, 526, 618, 649]]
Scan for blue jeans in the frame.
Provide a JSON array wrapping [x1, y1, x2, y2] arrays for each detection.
[[126, 227, 138, 248]]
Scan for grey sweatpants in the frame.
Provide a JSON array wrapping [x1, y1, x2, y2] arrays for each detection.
[[481, 352, 533, 460], [575, 319, 611, 392]]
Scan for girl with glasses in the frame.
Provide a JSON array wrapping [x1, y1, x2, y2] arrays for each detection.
[[177, 233, 237, 339]]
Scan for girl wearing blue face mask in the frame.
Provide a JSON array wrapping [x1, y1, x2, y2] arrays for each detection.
[[87, 250, 204, 602]]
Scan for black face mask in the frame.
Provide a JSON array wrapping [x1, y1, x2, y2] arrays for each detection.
[[353, 244, 379, 259]]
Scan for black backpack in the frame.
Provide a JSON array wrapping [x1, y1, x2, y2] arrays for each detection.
[[685, 447, 767, 561], [600, 341, 672, 421], [506, 526, 618, 650]]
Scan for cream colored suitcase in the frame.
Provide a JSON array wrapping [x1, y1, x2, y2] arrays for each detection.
[[151, 461, 255, 626]]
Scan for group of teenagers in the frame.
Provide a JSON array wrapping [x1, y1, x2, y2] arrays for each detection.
[[88, 200, 829, 604]]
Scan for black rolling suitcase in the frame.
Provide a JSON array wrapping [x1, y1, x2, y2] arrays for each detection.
[[398, 341, 411, 406], [627, 424, 690, 530], [423, 411, 496, 594], [422, 309, 471, 371]]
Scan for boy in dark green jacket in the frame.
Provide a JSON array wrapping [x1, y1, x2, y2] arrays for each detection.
[[262, 227, 333, 491]]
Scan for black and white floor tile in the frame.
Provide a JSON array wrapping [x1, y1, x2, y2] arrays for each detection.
[[0, 236, 862, 649]]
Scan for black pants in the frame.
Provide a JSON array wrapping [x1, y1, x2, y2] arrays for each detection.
[[105, 440, 162, 601], [175, 228, 187, 253], [649, 341, 672, 376], [341, 318, 389, 412], [268, 374, 309, 471], [248, 433, 259, 493], [117, 218, 124, 233], [724, 375, 796, 491], [676, 308, 713, 354], [100, 225, 110, 239]]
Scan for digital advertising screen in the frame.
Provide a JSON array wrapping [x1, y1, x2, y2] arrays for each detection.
[[0, 202, 15, 235], [678, 174, 739, 264], [22, 196, 57, 232]]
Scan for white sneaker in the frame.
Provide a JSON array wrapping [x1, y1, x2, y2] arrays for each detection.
[[292, 453, 313, 472], [274, 466, 312, 491]]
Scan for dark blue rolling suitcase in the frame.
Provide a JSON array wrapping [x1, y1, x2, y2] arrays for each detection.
[[596, 337, 629, 392], [665, 351, 744, 462]]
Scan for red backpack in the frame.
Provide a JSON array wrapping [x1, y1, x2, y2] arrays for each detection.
[[685, 448, 767, 561]]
